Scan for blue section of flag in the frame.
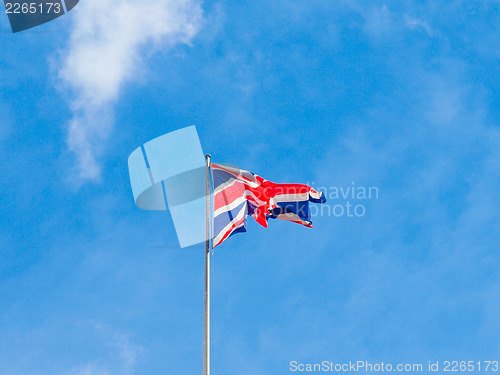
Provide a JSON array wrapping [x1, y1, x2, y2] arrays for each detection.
[[213, 200, 248, 241]]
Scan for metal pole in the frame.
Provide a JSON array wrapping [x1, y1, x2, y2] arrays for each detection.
[[204, 154, 211, 375]]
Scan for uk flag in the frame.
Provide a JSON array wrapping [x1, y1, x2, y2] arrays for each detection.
[[212, 163, 326, 247]]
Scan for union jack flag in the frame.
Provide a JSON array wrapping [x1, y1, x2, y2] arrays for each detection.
[[212, 163, 326, 247]]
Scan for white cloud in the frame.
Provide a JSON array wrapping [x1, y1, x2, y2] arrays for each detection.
[[58, 0, 203, 181]]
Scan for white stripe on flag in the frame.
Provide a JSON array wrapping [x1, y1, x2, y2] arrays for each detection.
[[214, 196, 248, 218], [269, 193, 310, 204]]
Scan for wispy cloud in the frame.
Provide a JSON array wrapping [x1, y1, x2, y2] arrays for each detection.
[[69, 363, 110, 375], [58, 0, 203, 181], [68, 323, 143, 375], [403, 14, 433, 36], [350, 2, 434, 39]]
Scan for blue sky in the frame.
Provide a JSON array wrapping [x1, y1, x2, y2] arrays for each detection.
[[1, 0, 500, 374]]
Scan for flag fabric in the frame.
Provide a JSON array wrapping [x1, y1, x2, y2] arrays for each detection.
[[212, 163, 326, 247]]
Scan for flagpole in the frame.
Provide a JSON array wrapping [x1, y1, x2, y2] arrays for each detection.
[[204, 154, 211, 375]]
